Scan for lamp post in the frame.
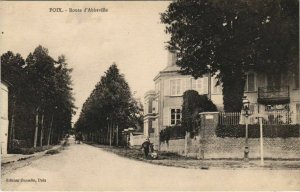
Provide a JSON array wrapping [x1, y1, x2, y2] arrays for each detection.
[[242, 96, 251, 162]]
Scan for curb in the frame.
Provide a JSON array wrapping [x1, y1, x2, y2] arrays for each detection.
[[1, 145, 63, 166]]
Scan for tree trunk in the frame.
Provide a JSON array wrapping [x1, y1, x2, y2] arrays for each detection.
[[107, 123, 109, 144], [33, 109, 39, 148], [8, 98, 16, 150], [116, 124, 119, 146], [40, 113, 44, 147], [109, 121, 112, 146], [111, 122, 115, 144], [222, 73, 245, 112], [47, 114, 54, 146]]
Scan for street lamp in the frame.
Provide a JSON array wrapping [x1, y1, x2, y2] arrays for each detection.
[[242, 96, 251, 161]]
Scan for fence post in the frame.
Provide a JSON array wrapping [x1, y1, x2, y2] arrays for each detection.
[[198, 114, 205, 160]]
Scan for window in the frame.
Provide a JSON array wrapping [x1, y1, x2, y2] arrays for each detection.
[[170, 108, 181, 125], [192, 77, 208, 94], [192, 79, 202, 91], [245, 73, 256, 92], [170, 79, 181, 96]]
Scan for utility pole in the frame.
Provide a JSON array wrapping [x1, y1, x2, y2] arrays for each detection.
[[259, 117, 264, 166]]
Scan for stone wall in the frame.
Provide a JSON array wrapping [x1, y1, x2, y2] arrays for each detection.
[[159, 112, 300, 159], [130, 134, 146, 146], [160, 136, 300, 159]]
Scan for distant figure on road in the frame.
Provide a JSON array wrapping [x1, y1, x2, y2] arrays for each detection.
[[141, 138, 151, 158], [75, 132, 83, 144]]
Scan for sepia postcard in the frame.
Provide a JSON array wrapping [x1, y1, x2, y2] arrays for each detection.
[[1, 0, 300, 191]]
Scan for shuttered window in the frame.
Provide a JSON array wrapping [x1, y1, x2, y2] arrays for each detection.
[[203, 77, 208, 94], [245, 73, 256, 92], [192, 77, 209, 94]]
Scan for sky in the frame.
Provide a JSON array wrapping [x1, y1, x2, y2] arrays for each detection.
[[0, 1, 171, 123]]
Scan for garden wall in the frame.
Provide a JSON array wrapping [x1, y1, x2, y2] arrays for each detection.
[[160, 112, 300, 159], [160, 137, 300, 159]]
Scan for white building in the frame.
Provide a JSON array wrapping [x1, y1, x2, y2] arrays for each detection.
[[1, 81, 9, 155], [144, 52, 223, 146]]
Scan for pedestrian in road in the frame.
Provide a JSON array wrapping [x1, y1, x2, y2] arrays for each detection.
[[76, 132, 83, 144], [141, 138, 151, 158]]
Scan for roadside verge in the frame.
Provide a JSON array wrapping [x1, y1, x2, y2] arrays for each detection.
[[87, 142, 300, 170]]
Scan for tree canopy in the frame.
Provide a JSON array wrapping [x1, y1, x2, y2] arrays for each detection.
[[1, 46, 75, 150], [161, 0, 299, 112], [75, 63, 143, 145]]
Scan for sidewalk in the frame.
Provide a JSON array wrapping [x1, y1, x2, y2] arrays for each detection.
[[1, 145, 62, 165]]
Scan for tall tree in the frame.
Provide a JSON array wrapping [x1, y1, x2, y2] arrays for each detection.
[[161, 0, 298, 112], [1, 46, 75, 150], [75, 63, 140, 146], [25, 45, 57, 147], [1, 51, 26, 150]]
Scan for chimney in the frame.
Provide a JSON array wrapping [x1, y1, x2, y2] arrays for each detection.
[[167, 50, 177, 67]]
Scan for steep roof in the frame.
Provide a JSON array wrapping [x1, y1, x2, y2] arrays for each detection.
[[161, 64, 181, 73]]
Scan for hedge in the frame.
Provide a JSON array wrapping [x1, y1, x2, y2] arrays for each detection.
[[216, 124, 300, 138], [160, 125, 186, 143]]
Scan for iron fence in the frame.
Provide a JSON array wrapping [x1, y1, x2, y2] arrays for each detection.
[[219, 111, 296, 125]]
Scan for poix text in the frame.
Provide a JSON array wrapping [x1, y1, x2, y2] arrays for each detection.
[[49, 8, 108, 13]]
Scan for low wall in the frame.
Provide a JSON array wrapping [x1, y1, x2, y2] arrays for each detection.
[[160, 112, 300, 159], [129, 134, 146, 146], [160, 136, 300, 159]]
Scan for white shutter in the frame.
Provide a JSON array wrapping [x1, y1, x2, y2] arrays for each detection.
[[203, 77, 208, 94], [181, 78, 186, 95], [186, 78, 191, 90], [163, 108, 170, 126], [164, 79, 170, 96]]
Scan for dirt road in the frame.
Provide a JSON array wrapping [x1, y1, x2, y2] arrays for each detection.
[[2, 138, 300, 191]]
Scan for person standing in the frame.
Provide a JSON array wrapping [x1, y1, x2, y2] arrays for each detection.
[[141, 138, 151, 158]]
